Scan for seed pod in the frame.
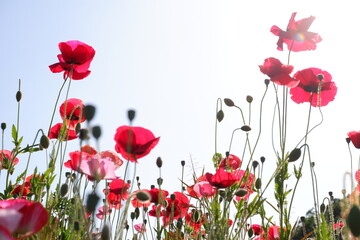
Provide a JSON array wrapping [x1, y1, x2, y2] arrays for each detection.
[[224, 98, 235, 107], [260, 156, 265, 163], [181, 160, 185, 166], [252, 161, 259, 170], [78, 128, 89, 141], [157, 178, 163, 186], [346, 137, 351, 144], [288, 148, 301, 162], [246, 95, 253, 103], [40, 134, 50, 149]]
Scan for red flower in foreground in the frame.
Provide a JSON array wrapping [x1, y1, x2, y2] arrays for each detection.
[[49, 40, 95, 80], [219, 154, 242, 170], [348, 131, 360, 149], [205, 168, 239, 188], [114, 126, 160, 162], [49, 123, 78, 141], [271, 12, 322, 52], [259, 58, 298, 88], [0, 150, 19, 169], [0, 199, 48, 239], [60, 98, 85, 128], [290, 68, 337, 107]]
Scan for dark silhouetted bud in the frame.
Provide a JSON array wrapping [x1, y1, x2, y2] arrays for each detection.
[[136, 176, 140, 181], [177, 218, 183, 228], [156, 157, 163, 168], [60, 183, 69, 197], [92, 125, 101, 139], [246, 95, 253, 103], [300, 216, 306, 222], [136, 191, 150, 202], [346, 137, 351, 144], [311, 162, 315, 167], [86, 192, 100, 213], [78, 128, 89, 141], [225, 151, 230, 158], [40, 134, 50, 149], [217, 110, 224, 122], [128, 109, 136, 122], [255, 178, 262, 189], [235, 188, 248, 197], [101, 224, 110, 240], [170, 194, 175, 201], [264, 79, 270, 86], [346, 205, 360, 237], [241, 125, 251, 132], [1, 123, 6, 130], [181, 160, 185, 166], [260, 156, 265, 163], [157, 178, 163, 186], [84, 105, 96, 122], [65, 172, 71, 178], [130, 212, 136, 220], [135, 207, 140, 219], [317, 74, 324, 81], [252, 161, 259, 170], [74, 221, 80, 231], [320, 203, 326, 213], [16, 91, 22, 102], [288, 148, 301, 162], [150, 185, 155, 189], [224, 98, 235, 107], [248, 228, 254, 238]]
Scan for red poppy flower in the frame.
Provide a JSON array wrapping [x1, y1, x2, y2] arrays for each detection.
[[59, 98, 85, 128], [268, 225, 281, 240], [148, 188, 169, 204], [259, 58, 298, 87], [219, 154, 242, 170], [271, 12, 322, 52], [290, 68, 337, 107], [205, 168, 239, 188], [64, 151, 92, 172], [348, 131, 360, 149], [49, 40, 95, 80], [49, 123, 78, 141], [114, 126, 160, 162], [107, 179, 131, 200], [0, 199, 48, 239], [356, 169, 360, 183], [0, 150, 19, 169]]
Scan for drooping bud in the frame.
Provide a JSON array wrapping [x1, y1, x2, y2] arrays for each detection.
[[246, 95, 253, 103], [217, 110, 224, 122], [92, 125, 102, 139], [320, 203, 326, 213], [128, 109, 136, 122], [224, 98, 235, 107], [84, 105, 96, 122], [40, 134, 50, 149], [288, 148, 301, 162], [156, 157, 163, 168], [75, 123, 81, 134]]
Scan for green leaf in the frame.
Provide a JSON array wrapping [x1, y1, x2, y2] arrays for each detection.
[[11, 124, 17, 141]]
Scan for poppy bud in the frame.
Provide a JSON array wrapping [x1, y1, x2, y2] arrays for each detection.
[[346, 137, 351, 144], [74, 221, 80, 231], [84, 105, 96, 122], [248, 228, 254, 238], [128, 109, 136, 122], [65, 172, 71, 178], [264, 79, 270, 86], [235, 188, 248, 197], [241, 125, 251, 132], [60, 183, 69, 197], [252, 161, 259, 170], [125, 224, 129, 230], [75, 123, 81, 134], [78, 128, 89, 140], [288, 148, 301, 162], [16, 91, 22, 102], [92, 125, 102, 139], [260, 156, 265, 163], [1, 122, 6, 130], [311, 162, 315, 167], [101, 224, 110, 240], [135, 208, 140, 219], [320, 203, 326, 213], [150, 185, 155, 189], [40, 134, 50, 149], [300, 216, 306, 222], [317, 74, 324, 81], [224, 98, 235, 107], [136, 176, 140, 181], [156, 157, 163, 168], [346, 205, 360, 237], [157, 178, 163, 186], [144, 219, 147, 225], [136, 191, 150, 202], [246, 95, 253, 103], [181, 160, 185, 166], [255, 178, 262, 189], [86, 192, 100, 213], [130, 212, 136, 220], [170, 194, 175, 201], [217, 110, 224, 122]]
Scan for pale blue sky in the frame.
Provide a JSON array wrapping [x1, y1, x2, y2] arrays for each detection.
[[1, 0, 360, 223]]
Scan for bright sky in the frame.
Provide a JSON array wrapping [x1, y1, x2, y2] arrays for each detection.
[[1, 0, 360, 224]]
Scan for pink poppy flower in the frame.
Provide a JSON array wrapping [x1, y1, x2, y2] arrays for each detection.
[[49, 40, 95, 80], [0, 150, 19, 169], [0, 199, 48, 239], [192, 181, 217, 198], [48, 123, 78, 141], [271, 12, 322, 52], [134, 223, 146, 233], [205, 168, 239, 188], [348, 131, 360, 149], [98, 150, 123, 169], [290, 68, 337, 107], [259, 58, 298, 88], [219, 154, 242, 170], [114, 126, 160, 162], [268, 225, 281, 240], [80, 156, 117, 181], [95, 205, 111, 220], [59, 98, 85, 128], [64, 151, 93, 172]]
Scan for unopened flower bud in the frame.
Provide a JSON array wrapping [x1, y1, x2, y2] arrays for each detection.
[[260, 156, 265, 163], [217, 110, 224, 122], [75, 123, 81, 134], [320, 203, 326, 213], [181, 160, 185, 166], [248, 228, 254, 238], [246, 95, 253, 103], [1, 122, 6, 130], [157, 178, 163, 186], [40, 134, 50, 149], [224, 98, 235, 107], [16, 91, 22, 102], [86, 192, 100, 213], [136, 191, 150, 202], [84, 105, 96, 122], [241, 125, 251, 132], [101, 224, 110, 240], [135, 207, 140, 219], [78, 128, 89, 141], [130, 212, 136, 220], [170, 194, 175, 201], [92, 125, 101, 139], [128, 109, 136, 122], [264, 79, 270, 86], [255, 178, 262, 189], [288, 148, 301, 162], [346, 205, 360, 237], [156, 157, 163, 168], [60, 183, 69, 197], [235, 188, 248, 197], [252, 161, 259, 170], [346, 138, 351, 144], [317, 74, 324, 81], [74, 221, 80, 231]]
